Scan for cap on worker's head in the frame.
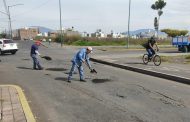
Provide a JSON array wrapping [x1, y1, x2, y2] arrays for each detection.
[[87, 47, 93, 53], [35, 40, 41, 45]]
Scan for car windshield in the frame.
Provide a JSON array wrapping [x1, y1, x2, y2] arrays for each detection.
[[3, 40, 14, 44]]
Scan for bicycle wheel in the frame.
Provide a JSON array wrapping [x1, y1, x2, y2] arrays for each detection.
[[142, 54, 149, 64], [153, 55, 161, 66]]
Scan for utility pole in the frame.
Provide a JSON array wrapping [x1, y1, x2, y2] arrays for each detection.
[[127, 0, 131, 48], [7, 4, 23, 39], [59, 0, 63, 47], [7, 6, 12, 39], [3, 0, 9, 38]]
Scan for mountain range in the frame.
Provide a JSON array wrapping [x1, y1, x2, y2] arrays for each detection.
[[123, 29, 167, 36], [29, 26, 55, 33]]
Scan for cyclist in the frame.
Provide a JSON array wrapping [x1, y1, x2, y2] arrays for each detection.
[[144, 36, 159, 61]]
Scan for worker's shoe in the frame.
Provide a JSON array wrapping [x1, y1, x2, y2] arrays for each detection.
[[38, 67, 44, 70], [67, 80, 71, 83], [67, 78, 71, 83], [80, 79, 86, 82]]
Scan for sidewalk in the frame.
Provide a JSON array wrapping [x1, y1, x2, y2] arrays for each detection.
[[0, 85, 35, 122], [91, 51, 190, 85]]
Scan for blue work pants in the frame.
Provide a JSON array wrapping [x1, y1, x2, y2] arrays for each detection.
[[68, 61, 84, 81], [31, 54, 42, 69]]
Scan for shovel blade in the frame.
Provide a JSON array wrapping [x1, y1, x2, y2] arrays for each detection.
[[90, 69, 97, 73], [42, 56, 52, 60]]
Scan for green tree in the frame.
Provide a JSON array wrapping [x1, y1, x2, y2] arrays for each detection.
[[55, 34, 64, 43], [0, 33, 7, 38], [151, 0, 167, 36], [161, 29, 188, 37]]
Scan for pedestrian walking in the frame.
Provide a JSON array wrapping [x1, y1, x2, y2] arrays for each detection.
[[68, 47, 93, 83], [48, 38, 51, 45], [30, 40, 47, 70]]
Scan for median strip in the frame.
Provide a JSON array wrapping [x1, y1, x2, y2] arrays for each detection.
[[91, 58, 190, 85]]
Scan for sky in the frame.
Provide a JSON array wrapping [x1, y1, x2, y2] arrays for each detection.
[[0, 0, 190, 33]]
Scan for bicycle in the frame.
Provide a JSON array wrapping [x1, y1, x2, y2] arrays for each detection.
[[142, 52, 161, 66]]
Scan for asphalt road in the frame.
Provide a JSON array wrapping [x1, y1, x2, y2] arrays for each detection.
[[0, 41, 189, 122]]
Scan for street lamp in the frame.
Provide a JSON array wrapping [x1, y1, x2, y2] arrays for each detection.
[[7, 4, 23, 39], [127, 0, 131, 48], [59, 0, 63, 47]]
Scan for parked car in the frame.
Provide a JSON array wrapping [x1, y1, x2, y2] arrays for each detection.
[[0, 38, 18, 55]]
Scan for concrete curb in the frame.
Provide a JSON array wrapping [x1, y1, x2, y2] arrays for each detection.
[[0, 85, 36, 122], [90, 58, 190, 85]]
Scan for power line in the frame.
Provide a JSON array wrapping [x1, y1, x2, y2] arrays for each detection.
[[12, 0, 52, 17]]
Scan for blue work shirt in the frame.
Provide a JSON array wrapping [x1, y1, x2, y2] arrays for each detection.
[[72, 48, 91, 67], [30, 44, 39, 56]]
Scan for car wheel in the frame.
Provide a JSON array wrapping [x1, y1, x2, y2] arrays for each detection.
[[0, 50, 4, 55], [11, 51, 16, 55]]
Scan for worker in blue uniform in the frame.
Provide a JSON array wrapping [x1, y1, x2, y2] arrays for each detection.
[[30, 40, 47, 70], [68, 47, 93, 82]]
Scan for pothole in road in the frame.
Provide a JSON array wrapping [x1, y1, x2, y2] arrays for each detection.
[[92, 79, 112, 83], [45, 74, 51, 76], [46, 68, 67, 71], [98, 49, 107, 51], [116, 94, 126, 99]]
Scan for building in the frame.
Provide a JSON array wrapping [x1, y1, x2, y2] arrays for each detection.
[[91, 29, 106, 38], [48, 31, 58, 38], [57, 27, 80, 37], [81, 32, 91, 37], [13, 27, 39, 40]]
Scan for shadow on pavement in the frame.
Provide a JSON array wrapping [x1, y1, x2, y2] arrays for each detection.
[[16, 67, 33, 70], [125, 62, 144, 65], [55, 77, 68, 81], [64, 72, 78, 75], [46, 68, 67, 71], [0, 54, 14, 56], [55, 77, 79, 82], [92, 79, 112, 83]]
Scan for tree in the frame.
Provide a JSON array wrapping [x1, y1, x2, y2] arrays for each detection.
[[0, 32, 7, 38], [151, 0, 166, 36], [161, 29, 189, 37]]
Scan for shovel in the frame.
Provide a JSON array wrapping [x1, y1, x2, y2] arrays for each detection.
[[84, 61, 97, 74], [76, 61, 97, 74], [90, 68, 97, 73], [41, 56, 52, 61]]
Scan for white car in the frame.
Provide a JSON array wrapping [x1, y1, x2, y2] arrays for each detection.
[[0, 38, 18, 55]]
